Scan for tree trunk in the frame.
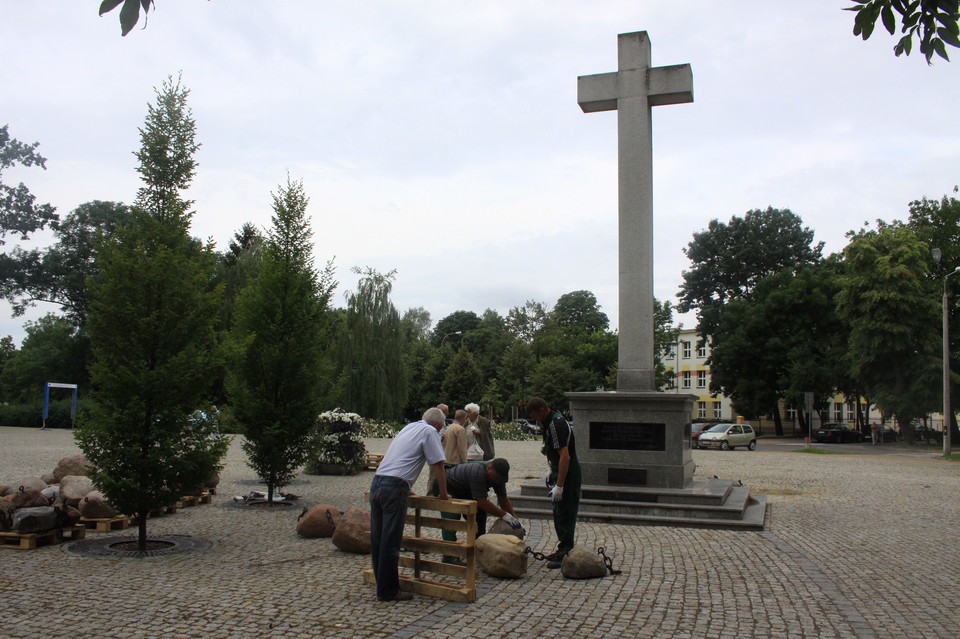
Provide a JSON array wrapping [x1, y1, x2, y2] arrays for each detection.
[[773, 403, 783, 437]]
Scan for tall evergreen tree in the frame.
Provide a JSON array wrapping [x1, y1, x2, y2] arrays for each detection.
[[227, 176, 336, 503], [76, 75, 226, 550]]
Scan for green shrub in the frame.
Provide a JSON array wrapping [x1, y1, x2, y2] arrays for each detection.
[[305, 410, 368, 475], [0, 398, 91, 429]]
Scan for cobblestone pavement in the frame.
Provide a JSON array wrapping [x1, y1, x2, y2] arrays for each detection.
[[1, 427, 958, 638]]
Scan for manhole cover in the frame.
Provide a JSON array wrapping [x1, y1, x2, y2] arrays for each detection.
[[68, 534, 212, 558]]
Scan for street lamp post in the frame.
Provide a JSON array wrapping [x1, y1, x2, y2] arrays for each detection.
[[440, 330, 462, 348], [942, 267, 960, 457]]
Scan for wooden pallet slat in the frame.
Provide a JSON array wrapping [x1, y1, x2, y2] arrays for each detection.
[[365, 453, 384, 471], [363, 495, 478, 602], [79, 515, 131, 533], [0, 525, 86, 550]]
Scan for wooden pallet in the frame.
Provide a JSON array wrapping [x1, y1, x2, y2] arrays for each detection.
[[365, 453, 385, 471], [129, 504, 177, 525], [363, 495, 478, 602], [0, 525, 86, 550], [79, 515, 131, 533], [177, 491, 214, 508]]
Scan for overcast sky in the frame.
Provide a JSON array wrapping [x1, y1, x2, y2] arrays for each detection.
[[2, 2, 959, 346]]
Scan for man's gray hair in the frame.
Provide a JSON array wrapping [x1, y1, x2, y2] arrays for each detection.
[[423, 407, 445, 427], [464, 402, 480, 414]]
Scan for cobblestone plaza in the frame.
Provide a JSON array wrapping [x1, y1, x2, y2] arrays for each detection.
[[2, 426, 958, 638]]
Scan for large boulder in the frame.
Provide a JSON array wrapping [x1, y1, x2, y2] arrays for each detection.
[[11, 487, 50, 509], [296, 504, 341, 538], [476, 534, 528, 578], [3, 477, 47, 495], [560, 546, 608, 580], [41, 472, 57, 485], [60, 475, 95, 506], [60, 504, 82, 527], [204, 473, 220, 491], [0, 497, 14, 531], [488, 518, 525, 539], [53, 455, 92, 482], [78, 491, 117, 519], [12, 506, 58, 533], [331, 507, 371, 554]]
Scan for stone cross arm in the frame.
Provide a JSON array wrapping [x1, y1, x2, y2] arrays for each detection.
[[578, 64, 693, 112]]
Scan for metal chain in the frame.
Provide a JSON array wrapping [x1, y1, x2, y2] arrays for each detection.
[[524, 546, 548, 561], [325, 509, 337, 529], [597, 547, 622, 575]]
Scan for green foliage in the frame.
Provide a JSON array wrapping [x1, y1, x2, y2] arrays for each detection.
[[792, 447, 848, 455], [846, 0, 960, 63], [0, 397, 89, 429], [441, 345, 484, 409], [339, 267, 407, 420], [76, 76, 224, 550], [432, 310, 480, 348], [530, 355, 577, 412], [227, 176, 336, 500], [99, 0, 155, 37], [0, 124, 58, 247], [836, 224, 941, 428], [1, 201, 132, 326], [0, 314, 87, 403], [654, 298, 678, 391], [678, 207, 824, 342], [490, 421, 539, 441]]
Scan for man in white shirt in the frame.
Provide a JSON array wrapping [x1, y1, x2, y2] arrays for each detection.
[[369, 407, 448, 602]]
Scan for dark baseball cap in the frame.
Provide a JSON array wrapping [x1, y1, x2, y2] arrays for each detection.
[[490, 458, 510, 483]]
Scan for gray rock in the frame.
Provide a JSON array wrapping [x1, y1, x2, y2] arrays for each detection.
[[488, 518, 525, 539], [60, 475, 95, 503], [476, 533, 528, 578], [560, 546, 608, 579], [12, 506, 58, 533], [3, 477, 47, 495], [53, 455, 92, 482]]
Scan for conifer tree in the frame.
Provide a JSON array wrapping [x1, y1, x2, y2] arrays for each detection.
[[227, 176, 335, 503], [76, 75, 226, 550]]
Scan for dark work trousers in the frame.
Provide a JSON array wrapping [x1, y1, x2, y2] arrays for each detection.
[[551, 461, 581, 553], [369, 475, 409, 600], [432, 477, 489, 540]]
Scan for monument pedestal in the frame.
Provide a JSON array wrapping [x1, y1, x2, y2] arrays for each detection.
[[568, 390, 696, 489], [510, 390, 767, 529]]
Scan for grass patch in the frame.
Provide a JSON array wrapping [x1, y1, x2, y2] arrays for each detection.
[[945, 452, 960, 462], [791, 447, 847, 455]]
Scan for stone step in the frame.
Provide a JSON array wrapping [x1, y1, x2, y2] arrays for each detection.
[[518, 477, 737, 506], [510, 483, 767, 530]]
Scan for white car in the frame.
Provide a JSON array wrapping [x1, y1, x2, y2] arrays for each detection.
[[697, 423, 757, 451]]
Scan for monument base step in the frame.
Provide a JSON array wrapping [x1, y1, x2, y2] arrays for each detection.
[[511, 478, 767, 530]]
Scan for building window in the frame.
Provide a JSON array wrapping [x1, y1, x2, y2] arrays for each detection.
[[713, 401, 722, 419], [697, 343, 707, 358], [834, 402, 843, 422], [682, 341, 691, 359], [697, 370, 707, 389], [682, 371, 691, 389], [697, 401, 706, 418], [786, 406, 797, 420]]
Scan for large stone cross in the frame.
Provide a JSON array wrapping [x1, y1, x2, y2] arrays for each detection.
[[578, 31, 693, 391]]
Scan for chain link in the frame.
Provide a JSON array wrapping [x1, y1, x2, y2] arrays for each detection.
[[597, 547, 622, 575], [524, 546, 548, 561], [325, 508, 336, 529]]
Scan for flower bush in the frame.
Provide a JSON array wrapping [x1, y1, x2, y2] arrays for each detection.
[[305, 409, 367, 475], [491, 421, 540, 441]]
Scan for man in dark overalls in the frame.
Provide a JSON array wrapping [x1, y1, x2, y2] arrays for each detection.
[[526, 396, 581, 568]]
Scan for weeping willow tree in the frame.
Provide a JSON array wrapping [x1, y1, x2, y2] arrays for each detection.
[[340, 267, 407, 420]]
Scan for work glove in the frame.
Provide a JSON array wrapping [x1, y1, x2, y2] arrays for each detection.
[[547, 485, 564, 503], [500, 512, 523, 529]]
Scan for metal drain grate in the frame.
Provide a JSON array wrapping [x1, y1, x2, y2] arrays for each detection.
[[67, 534, 212, 558]]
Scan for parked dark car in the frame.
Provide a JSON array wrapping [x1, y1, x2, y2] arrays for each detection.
[[873, 425, 899, 443], [815, 423, 864, 443], [912, 424, 944, 444], [518, 418, 540, 435], [690, 422, 715, 449]]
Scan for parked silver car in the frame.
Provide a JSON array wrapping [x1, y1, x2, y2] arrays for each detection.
[[697, 423, 757, 450]]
